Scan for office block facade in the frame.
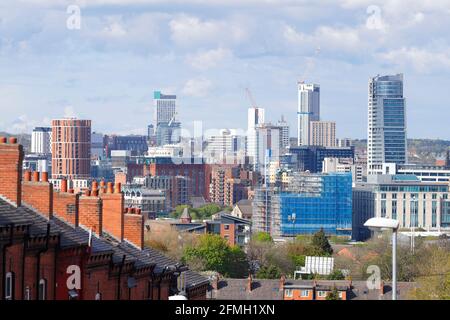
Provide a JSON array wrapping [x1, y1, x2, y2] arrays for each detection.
[[309, 121, 336, 147], [297, 83, 320, 146]]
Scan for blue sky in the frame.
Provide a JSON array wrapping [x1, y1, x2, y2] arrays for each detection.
[[1, 0, 449, 139]]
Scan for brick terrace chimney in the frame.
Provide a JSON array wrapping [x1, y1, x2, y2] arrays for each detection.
[[22, 170, 54, 219], [247, 274, 253, 292], [79, 192, 102, 235], [0, 137, 24, 206], [124, 207, 144, 249], [279, 274, 286, 291], [100, 182, 124, 241]]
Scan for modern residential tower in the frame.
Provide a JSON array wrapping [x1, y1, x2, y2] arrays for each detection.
[[31, 127, 52, 154], [246, 107, 265, 167], [154, 91, 180, 146], [367, 74, 407, 175], [51, 119, 91, 180]]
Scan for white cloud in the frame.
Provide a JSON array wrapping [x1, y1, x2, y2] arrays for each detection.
[[182, 78, 213, 97], [186, 47, 232, 70], [169, 14, 247, 47], [379, 47, 450, 73]]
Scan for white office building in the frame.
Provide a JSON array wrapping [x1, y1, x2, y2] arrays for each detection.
[[277, 116, 290, 151], [31, 127, 52, 154], [297, 83, 320, 146], [246, 107, 265, 167]]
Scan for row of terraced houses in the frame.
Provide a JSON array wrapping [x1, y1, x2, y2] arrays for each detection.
[[0, 137, 208, 300]]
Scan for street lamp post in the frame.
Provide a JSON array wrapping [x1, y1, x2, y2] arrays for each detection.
[[364, 217, 400, 300]]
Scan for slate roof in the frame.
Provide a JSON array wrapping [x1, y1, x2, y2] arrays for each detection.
[[235, 199, 253, 217], [210, 278, 417, 300]]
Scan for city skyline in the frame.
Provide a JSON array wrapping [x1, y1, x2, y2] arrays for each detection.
[[1, 1, 450, 139]]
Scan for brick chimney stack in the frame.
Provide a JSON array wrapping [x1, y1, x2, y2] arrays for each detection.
[[22, 170, 53, 219], [124, 206, 144, 249], [100, 182, 124, 241], [279, 274, 286, 291], [247, 274, 253, 292], [0, 137, 24, 206]]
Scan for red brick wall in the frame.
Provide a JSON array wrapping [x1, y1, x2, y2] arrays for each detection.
[[220, 223, 236, 246], [3, 241, 25, 300], [53, 191, 79, 226], [55, 248, 86, 300], [79, 196, 102, 234], [100, 192, 124, 241], [22, 181, 53, 218], [0, 140, 24, 206], [124, 213, 144, 249]]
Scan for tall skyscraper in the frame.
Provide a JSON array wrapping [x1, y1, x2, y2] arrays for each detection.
[[154, 91, 180, 146], [31, 127, 52, 154], [309, 121, 336, 147], [297, 83, 320, 146], [51, 119, 91, 179], [368, 74, 407, 175], [277, 115, 290, 151], [246, 107, 265, 166]]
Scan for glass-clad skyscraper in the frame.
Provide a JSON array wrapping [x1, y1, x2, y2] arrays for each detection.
[[297, 83, 320, 146], [368, 74, 407, 175]]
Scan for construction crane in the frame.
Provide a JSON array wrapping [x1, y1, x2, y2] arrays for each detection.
[[245, 87, 258, 109], [298, 47, 321, 84]]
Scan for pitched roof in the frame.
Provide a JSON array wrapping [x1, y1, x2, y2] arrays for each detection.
[[180, 208, 191, 220], [235, 199, 252, 216], [211, 279, 283, 300]]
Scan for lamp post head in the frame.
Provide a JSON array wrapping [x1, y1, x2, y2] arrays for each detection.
[[364, 218, 400, 231]]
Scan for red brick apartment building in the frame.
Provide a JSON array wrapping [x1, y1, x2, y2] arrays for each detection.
[[0, 137, 208, 300]]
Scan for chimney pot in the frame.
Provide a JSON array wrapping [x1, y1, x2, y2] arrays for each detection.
[[9, 137, 17, 144], [114, 182, 121, 193], [0, 136, 6, 143], [32, 171, 40, 182], [106, 182, 113, 194], [84, 189, 91, 197], [24, 171, 31, 182], [247, 274, 253, 292], [61, 179, 68, 193], [41, 172, 48, 182], [69, 188, 74, 194], [92, 180, 98, 191]]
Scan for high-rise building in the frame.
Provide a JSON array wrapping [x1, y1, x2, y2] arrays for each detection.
[[256, 123, 281, 175], [309, 121, 336, 147], [206, 129, 242, 163], [368, 74, 407, 175], [297, 83, 320, 146], [31, 127, 52, 154], [153, 91, 180, 146], [277, 116, 290, 151], [51, 119, 91, 180], [246, 107, 265, 166]]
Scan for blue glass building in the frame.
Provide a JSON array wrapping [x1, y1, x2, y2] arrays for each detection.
[[279, 173, 352, 236], [368, 74, 407, 175]]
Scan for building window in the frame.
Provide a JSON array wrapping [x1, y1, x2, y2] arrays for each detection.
[[224, 224, 230, 230], [5, 272, 14, 300], [338, 292, 344, 299], [38, 279, 47, 300], [285, 289, 293, 298], [300, 290, 309, 297], [317, 290, 327, 298], [95, 292, 102, 300]]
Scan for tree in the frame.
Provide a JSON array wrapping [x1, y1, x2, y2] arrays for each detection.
[[310, 228, 333, 256], [256, 265, 282, 279], [182, 234, 248, 277], [252, 232, 273, 243], [327, 269, 345, 280], [326, 287, 341, 300]]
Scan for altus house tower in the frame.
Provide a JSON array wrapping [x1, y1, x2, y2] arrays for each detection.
[[368, 74, 407, 175]]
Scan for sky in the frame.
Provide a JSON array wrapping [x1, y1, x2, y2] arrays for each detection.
[[0, 0, 449, 139]]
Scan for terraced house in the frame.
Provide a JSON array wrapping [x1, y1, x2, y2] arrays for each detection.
[[0, 137, 208, 300]]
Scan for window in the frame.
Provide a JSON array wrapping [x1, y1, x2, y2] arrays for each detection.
[[338, 292, 344, 299], [5, 272, 14, 300], [300, 290, 309, 297], [224, 224, 230, 230], [95, 292, 102, 300], [38, 279, 47, 300], [317, 290, 327, 298], [285, 289, 293, 298]]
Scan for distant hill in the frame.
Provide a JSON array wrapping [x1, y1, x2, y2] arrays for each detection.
[[352, 139, 450, 165]]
